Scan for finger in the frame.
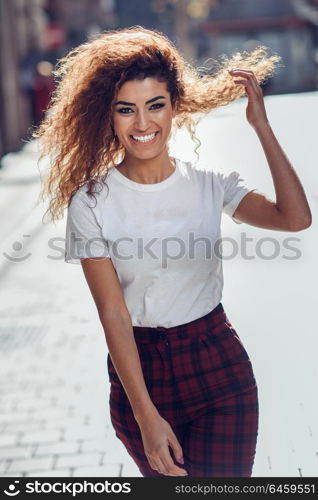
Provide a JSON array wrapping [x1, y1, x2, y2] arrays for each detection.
[[168, 434, 185, 464], [230, 70, 261, 94], [239, 70, 254, 76], [147, 457, 159, 472], [234, 79, 262, 98], [233, 79, 251, 93], [148, 455, 165, 474], [160, 456, 186, 476], [234, 79, 250, 85], [229, 69, 254, 76], [160, 448, 188, 476], [147, 453, 163, 473], [154, 456, 166, 475]]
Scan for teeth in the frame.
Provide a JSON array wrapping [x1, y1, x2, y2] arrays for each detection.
[[132, 132, 156, 143]]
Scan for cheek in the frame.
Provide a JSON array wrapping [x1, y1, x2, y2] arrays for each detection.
[[159, 111, 173, 128], [113, 117, 130, 135]]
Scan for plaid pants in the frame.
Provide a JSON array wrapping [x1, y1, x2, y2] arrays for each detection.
[[107, 302, 259, 477]]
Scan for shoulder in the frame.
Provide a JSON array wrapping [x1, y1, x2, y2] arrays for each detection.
[[178, 158, 224, 189], [66, 184, 101, 225], [69, 176, 109, 209], [183, 160, 246, 188]]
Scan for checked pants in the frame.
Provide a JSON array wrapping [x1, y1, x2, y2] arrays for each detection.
[[107, 302, 259, 477]]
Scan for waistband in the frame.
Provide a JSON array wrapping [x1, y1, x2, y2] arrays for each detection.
[[133, 302, 226, 343]]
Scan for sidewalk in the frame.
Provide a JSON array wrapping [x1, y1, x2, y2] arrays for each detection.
[[0, 143, 140, 477]]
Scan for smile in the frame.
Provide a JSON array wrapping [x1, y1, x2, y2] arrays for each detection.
[[130, 132, 159, 144]]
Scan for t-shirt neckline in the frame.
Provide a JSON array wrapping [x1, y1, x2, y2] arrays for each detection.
[[109, 157, 181, 192]]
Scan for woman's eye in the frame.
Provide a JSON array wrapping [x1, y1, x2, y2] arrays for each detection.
[[117, 107, 133, 114], [117, 103, 165, 114], [150, 103, 165, 110]]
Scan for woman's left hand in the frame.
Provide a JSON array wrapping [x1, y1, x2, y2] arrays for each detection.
[[228, 69, 269, 130]]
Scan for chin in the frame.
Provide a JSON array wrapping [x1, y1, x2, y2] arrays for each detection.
[[127, 147, 164, 161]]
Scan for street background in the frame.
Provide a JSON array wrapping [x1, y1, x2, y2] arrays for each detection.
[[0, 0, 317, 477]]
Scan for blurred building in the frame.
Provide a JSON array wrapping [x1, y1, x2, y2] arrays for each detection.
[[1, 0, 318, 158], [198, 0, 318, 94], [115, 0, 318, 95], [0, 0, 117, 157], [44, 0, 117, 48], [0, 0, 46, 156]]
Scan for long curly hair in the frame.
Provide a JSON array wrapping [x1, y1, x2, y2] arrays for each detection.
[[33, 25, 282, 223]]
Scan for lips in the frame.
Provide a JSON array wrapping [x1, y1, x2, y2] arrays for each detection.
[[130, 131, 159, 145]]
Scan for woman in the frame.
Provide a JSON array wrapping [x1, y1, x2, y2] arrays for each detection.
[[34, 26, 312, 477]]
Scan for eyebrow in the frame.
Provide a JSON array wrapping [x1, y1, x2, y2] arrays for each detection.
[[115, 95, 167, 106]]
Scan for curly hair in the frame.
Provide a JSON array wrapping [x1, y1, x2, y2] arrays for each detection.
[[33, 25, 282, 223]]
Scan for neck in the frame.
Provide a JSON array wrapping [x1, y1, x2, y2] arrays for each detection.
[[116, 150, 175, 184]]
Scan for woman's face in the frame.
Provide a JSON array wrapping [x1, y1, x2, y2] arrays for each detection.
[[112, 77, 176, 161]]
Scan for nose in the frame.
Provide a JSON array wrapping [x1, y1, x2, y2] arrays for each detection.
[[134, 110, 151, 131]]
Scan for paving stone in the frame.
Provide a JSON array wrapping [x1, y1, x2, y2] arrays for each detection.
[[25, 469, 71, 477], [55, 453, 102, 469], [80, 439, 109, 453], [73, 464, 121, 477], [0, 404, 17, 413], [0, 446, 33, 460], [15, 401, 58, 412], [35, 442, 80, 457], [63, 427, 107, 441], [20, 430, 62, 445], [4, 422, 44, 433], [31, 409, 70, 420], [0, 413, 36, 424], [43, 417, 86, 431], [1, 392, 40, 403], [0, 472, 23, 477], [0, 434, 19, 447], [7, 457, 54, 473], [101, 442, 130, 462], [0, 460, 8, 474], [121, 460, 142, 477]]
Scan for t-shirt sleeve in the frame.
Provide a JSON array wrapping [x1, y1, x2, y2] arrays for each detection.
[[65, 191, 110, 264], [217, 170, 257, 224]]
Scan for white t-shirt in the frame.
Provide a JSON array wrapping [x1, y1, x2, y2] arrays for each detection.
[[65, 158, 256, 327]]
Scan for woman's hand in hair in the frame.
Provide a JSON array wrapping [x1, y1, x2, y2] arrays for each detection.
[[138, 413, 188, 476], [228, 69, 269, 130]]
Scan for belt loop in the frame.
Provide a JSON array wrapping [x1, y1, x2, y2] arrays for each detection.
[[158, 331, 167, 340]]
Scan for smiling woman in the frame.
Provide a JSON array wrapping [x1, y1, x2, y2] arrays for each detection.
[[32, 26, 311, 478]]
